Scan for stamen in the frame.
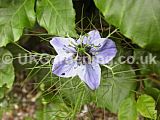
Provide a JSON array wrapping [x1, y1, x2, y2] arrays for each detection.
[[69, 39, 76, 47], [75, 36, 94, 64], [84, 51, 92, 62], [79, 35, 83, 46], [74, 48, 79, 61]]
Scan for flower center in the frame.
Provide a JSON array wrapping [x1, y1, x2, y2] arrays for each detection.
[[75, 44, 92, 64]]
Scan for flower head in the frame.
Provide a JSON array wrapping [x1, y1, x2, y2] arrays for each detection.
[[50, 30, 117, 90]]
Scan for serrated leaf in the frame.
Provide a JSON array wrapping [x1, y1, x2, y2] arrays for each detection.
[[0, 0, 35, 47], [94, 0, 160, 51], [36, 0, 77, 37], [137, 94, 157, 120], [0, 48, 15, 88], [118, 97, 138, 120], [93, 64, 136, 113], [144, 87, 160, 113]]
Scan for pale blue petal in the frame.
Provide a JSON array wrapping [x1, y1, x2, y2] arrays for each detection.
[[88, 30, 101, 43], [91, 39, 117, 64], [90, 38, 107, 47], [78, 63, 101, 90], [77, 30, 101, 45], [50, 37, 77, 55], [52, 55, 78, 78]]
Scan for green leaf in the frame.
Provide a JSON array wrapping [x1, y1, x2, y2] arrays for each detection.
[[93, 64, 136, 113], [144, 87, 160, 113], [0, 86, 11, 99], [0, 48, 15, 99], [118, 97, 138, 120], [0, 0, 35, 47], [137, 94, 157, 120], [0, 48, 15, 88], [94, 0, 160, 51], [36, 0, 77, 37]]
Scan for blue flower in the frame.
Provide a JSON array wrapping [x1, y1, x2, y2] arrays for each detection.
[[50, 30, 117, 90]]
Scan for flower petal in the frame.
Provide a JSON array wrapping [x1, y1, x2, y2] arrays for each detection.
[[50, 37, 77, 55], [88, 30, 101, 43], [78, 63, 101, 90], [77, 30, 101, 44], [91, 39, 117, 64], [52, 55, 78, 78]]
